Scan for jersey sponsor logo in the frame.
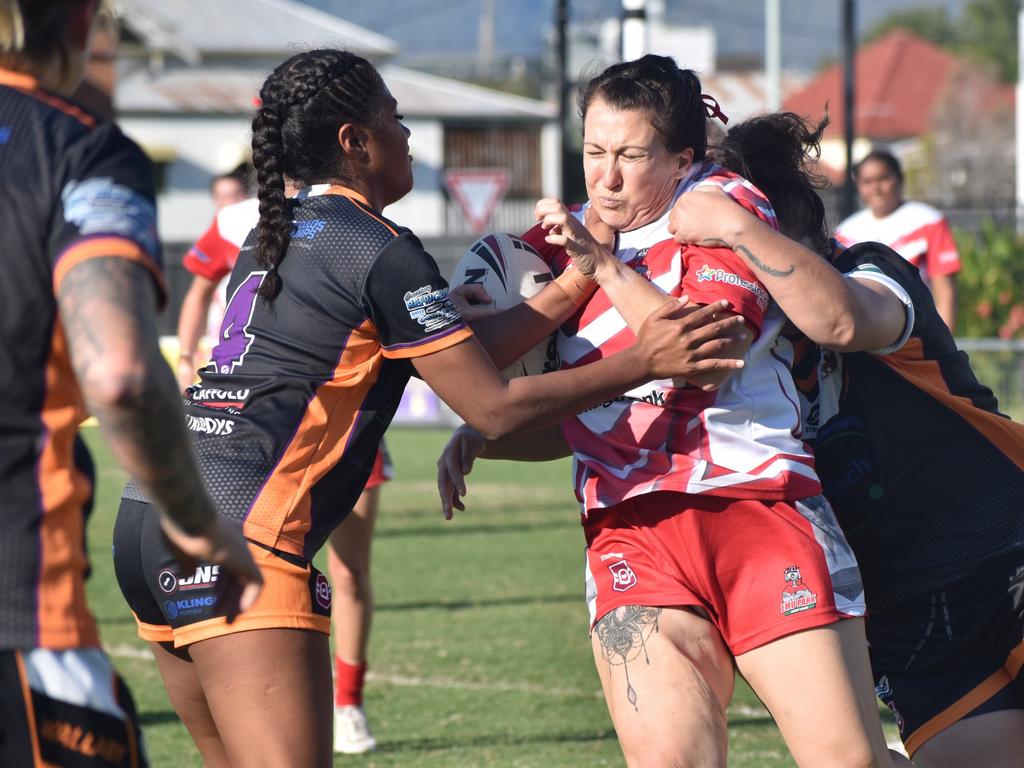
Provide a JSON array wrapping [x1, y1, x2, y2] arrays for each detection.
[[291, 218, 327, 240], [315, 573, 332, 610], [403, 285, 461, 333], [599, 551, 625, 561], [694, 263, 770, 310], [164, 595, 216, 620], [61, 177, 159, 256], [190, 387, 250, 409], [37, 718, 128, 765], [178, 564, 220, 591], [185, 414, 235, 436], [608, 560, 638, 592], [780, 565, 817, 615], [158, 569, 178, 594]]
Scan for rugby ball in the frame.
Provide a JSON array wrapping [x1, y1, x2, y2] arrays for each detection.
[[450, 233, 560, 378]]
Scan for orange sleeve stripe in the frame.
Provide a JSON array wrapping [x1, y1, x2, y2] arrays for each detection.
[[13, 652, 45, 767], [382, 327, 474, 359], [243, 321, 382, 552], [53, 237, 168, 307], [903, 667, 1012, 756], [0, 68, 96, 127], [884, 339, 1024, 471]]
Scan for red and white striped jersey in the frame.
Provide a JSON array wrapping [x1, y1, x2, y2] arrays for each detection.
[[834, 201, 960, 281], [522, 163, 822, 513], [183, 197, 260, 339]]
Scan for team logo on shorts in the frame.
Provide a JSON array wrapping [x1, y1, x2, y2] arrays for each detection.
[[315, 573, 332, 610], [158, 569, 178, 594], [780, 565, 817, 615], [608, 560, 638, 592], [875, 675, 905, 734]]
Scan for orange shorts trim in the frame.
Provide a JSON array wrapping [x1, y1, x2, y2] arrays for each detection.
[[132, 542, 331, 648], [903, 638, 1024, 756]]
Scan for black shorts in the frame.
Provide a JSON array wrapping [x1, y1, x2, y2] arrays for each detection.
[[0, 647, 147, 767], [868, 550, 1024, 756], [113, 498, 332, 648]]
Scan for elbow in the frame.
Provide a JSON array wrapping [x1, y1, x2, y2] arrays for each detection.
[[826, 315, 859, 351], [81, 360, 159, 413], [803, 311, 858, 351], [473, 416, 511, 442]]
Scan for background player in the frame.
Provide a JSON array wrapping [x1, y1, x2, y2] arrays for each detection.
[[835, 150, 961, 331], [0, 1, 261, 765], [670, 111, 1024, 767]]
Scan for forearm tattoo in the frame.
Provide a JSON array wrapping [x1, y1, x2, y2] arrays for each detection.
[[59, 257, 214, 534], [594, 605, 662, 710], [734, 244, 794, 278]]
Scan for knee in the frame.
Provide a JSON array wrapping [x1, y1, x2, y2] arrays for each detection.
[[622, 747, 724, 768], [327, 560, 370, 600]]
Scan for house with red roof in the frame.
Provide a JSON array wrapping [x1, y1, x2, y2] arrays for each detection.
[[783, 29, 1014, 203]]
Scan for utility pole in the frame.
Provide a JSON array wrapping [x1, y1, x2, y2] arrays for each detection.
[[765, 0, 781, 111], [1016, 1, 1024, 230], [477, 0, 495, 77], [621, 0, 647, 61], [556, 0, 571, 198], [840, 0, 857, 220]]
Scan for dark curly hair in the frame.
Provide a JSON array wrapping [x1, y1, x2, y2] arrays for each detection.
[[579, 54, 707, 160], [251, 49, 388, 300], [712, 112, 831, 255]]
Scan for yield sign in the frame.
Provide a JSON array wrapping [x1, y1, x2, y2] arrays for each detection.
[[444, 168, 509, 233]]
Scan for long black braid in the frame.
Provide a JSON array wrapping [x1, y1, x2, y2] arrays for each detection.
[[250, 49, 387, 300]]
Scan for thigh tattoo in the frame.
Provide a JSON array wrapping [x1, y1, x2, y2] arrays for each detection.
[[594, 605, 662, 710]]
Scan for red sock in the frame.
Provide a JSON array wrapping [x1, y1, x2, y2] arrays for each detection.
[[334, 657, 367, 707]]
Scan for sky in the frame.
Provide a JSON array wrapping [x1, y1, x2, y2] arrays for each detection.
[[301, 0, 972, 71]]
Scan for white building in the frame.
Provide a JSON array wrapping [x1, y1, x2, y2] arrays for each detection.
[[113, 0, 559, 300]]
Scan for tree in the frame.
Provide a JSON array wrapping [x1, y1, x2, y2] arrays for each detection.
[[864, 0, 1018, 84], [960, 0, 1018, 83], [862, 7, 958, 48]]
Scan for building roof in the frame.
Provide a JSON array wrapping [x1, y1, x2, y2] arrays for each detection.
[[701, 70, 812, 126], [115, 62, 555, 119], [116, 0, 398, 60], [784, 30, 958, 140]]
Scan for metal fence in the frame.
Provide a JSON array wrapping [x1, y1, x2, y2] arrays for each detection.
[[957, 338, 1024, 421]]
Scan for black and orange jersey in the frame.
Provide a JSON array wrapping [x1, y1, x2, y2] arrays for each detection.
[[795, 241, 1024, 610], [0, 69, 163, 650], [125, 186, 471, 561]]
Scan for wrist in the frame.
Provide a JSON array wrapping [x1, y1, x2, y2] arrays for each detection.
[[553, 265, 598, 306]]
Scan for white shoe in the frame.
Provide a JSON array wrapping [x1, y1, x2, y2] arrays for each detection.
[[333, 705, 377, 754]]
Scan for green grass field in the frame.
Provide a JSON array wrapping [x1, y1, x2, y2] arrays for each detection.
[[82, 426, 900, 767]]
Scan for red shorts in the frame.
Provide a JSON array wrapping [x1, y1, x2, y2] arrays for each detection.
[[364, 441, 394, 491], [584, 492, 865, 655]]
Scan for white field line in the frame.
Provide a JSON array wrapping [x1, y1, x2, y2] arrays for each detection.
[[106, 643, 772, 718], [106, 643, 903, 749]]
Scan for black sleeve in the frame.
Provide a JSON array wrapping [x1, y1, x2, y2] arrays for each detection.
[[49, 122, 162, 270], [837, 241, 950, 349], [361, 233, 468, 355]]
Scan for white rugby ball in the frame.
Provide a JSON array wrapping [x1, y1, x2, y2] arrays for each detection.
[[450, 233, 560, 378]]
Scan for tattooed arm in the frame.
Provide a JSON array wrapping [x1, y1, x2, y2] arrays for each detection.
[[668, 188, 906, 352], [58, 256, 262, 607]]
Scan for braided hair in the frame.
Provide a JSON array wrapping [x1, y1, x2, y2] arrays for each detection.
[[579, 54, 707, 159], [250, 49, 388, 300], [712, 112, 832, 255]]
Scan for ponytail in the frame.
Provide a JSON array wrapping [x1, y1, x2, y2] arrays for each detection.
[[250, 104, 289, 301], [249, 49, 388, 303]]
